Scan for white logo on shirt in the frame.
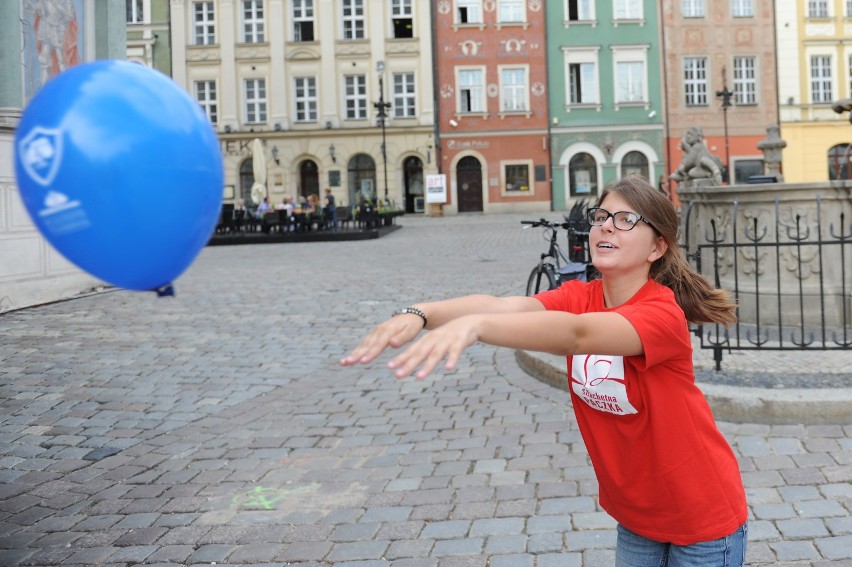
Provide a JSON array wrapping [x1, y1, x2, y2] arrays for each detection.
[[570, 354, 638, 415]]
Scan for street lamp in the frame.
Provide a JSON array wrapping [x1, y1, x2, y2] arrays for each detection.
[[715, 66, 733, 184], [373, 60, 391, 205]]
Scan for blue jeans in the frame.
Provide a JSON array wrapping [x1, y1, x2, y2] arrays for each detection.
[[615, 523, 747, 567]]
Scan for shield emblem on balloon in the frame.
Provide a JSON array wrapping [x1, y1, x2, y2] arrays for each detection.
[[17, 126, 63, 187]]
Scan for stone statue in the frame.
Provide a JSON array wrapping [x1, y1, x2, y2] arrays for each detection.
[[669, 126, 724, 187], [832, 98, 852, 123]]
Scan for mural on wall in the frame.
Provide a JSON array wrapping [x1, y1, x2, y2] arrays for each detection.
[[23, 0, 85, 101]]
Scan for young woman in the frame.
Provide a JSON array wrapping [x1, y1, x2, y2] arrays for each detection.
[[340, 175, 747, 566]]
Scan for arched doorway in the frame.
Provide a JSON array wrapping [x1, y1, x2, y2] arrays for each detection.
[[569, 152, 598, 197], [456, 156, 483, 212], [239, 158, 255, 208], [299, 160, 319, 199], [348, 154, 377, 206], [403, 156, 424, 213]]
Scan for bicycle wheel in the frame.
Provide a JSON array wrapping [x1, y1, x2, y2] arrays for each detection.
[[526, 264, 558, 296]]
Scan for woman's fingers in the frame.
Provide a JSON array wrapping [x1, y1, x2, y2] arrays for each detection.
[[339, 318, 422, 366]]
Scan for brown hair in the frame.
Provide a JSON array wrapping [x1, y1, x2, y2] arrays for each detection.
[[595, 175, 737, 326]]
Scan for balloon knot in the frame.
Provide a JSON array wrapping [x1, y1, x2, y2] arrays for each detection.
[[154, 284, 175, 297]]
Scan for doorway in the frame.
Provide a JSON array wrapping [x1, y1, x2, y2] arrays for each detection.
[[456, 156, 483, 212]]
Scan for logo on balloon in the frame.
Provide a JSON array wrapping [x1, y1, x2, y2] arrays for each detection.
[[18, 126, 63, 186]]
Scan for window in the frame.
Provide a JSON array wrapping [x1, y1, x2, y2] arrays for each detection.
[[684, 57, 708, 106], [343, 75, 367, 120], [457, 0, 482, 24], [569, 64, 597, 104], [392, 0, 413, 38], [244, 78, 267, 123], [393, 73, 416, 118], [498, 0, 524, 22], [126, 0, 143, 23], [569, 153, 598, 196], [503, 163, 531, 192], [194, 80, 218, 124], [193, 2, 216, 45], [614, 0, 642, 19], [615, 61, 645, 103], [242, 0, 265, 43], [342, 0, 365, 39], [567, 0, 594, 21], [458, 69, 485, 113], [294, 77, 318, 122], [810, 55, 832, 103], [682, 0, 704, 17], [293, 0, 314, 41], [733, 159, 764, 183], [808, 0, 828, 17], [500, 67, 527, 111], [847, 0, 852, 16], [565, 48, 599, 105], [621, 151, 649, 179], [733, 56, 757, 104], [731, 0, 753, 17], [828, 144, 852, 180]]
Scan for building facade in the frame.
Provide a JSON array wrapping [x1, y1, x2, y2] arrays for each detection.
[[170, 0, 436, 213], [0, 0, 125, 312], [433, 0, 552, 214], [776, 0, 852, 182], [547, 0, 666, 211], [127, 0, 173, 74], [662, 0, 779, 189]]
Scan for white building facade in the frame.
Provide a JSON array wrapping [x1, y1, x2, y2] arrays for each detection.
[[170, 0, 437, 213]]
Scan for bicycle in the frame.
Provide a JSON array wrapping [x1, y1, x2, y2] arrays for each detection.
[[522, 218, 592, 295]]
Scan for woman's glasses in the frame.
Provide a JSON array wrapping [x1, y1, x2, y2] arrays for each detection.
[[586, 207, 654, 232]]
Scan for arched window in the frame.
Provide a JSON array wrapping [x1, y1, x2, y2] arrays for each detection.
[[569, 152, 597, 196], [621, 151, 649, 180], [828, 144, 852, 180], [348, 154, 377, 205]]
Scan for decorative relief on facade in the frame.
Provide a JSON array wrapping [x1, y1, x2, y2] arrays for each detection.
[[460, 40, 481, 56], [438, 0, 451, 14], [386, 41, 421, 56], [187, 47, 221, 62], [487, 83, 499, 97], [531, 82, 545, 96], [528, 0, 542, 12], [734, 28, 752, 46], [483, 0, 496, 12], [440, 84, 454, 98], [286, 47, 321, 61], [501, 39, 526, 53], [334, 42, 371, 57], [235, 45, 270, 60], [805, 23, 836, 36]]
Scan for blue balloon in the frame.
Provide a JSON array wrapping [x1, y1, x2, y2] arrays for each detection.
[[14, 60, 223, 292]]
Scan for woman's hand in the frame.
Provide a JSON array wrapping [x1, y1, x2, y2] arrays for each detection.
[[387, 315, 480, 380], [339, 313, 425, 366]]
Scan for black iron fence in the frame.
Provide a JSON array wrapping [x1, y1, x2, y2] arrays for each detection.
[[683, 195, 852, 371]]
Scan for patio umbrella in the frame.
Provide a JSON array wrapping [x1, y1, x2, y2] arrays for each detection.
[[250, 137, 267, 204]]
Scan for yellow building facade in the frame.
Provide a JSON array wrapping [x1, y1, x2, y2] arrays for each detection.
[[777, 0, 852, 182]]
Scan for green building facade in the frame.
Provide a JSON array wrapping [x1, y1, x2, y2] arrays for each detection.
[[547, 0, 666, 211]]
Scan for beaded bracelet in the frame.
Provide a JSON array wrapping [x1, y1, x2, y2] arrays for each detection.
[[392, 306, 428, 328]]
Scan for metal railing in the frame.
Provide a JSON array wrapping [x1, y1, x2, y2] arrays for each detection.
[[683, 196, 852, 371]]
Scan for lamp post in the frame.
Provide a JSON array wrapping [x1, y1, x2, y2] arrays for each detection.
[[373, 60, 391, 205], [715, 66, 733, 184]]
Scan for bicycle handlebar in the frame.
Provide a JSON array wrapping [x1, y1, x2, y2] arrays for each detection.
[[521, 218, 575, 230]]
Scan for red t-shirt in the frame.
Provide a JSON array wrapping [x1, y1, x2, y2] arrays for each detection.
[[535, 279, 747, 545]]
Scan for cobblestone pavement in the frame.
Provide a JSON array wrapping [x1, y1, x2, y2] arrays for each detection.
[[1, 212, 850, 567]]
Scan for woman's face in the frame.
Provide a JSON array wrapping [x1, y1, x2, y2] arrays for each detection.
[[589, 194, 666, 277]]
